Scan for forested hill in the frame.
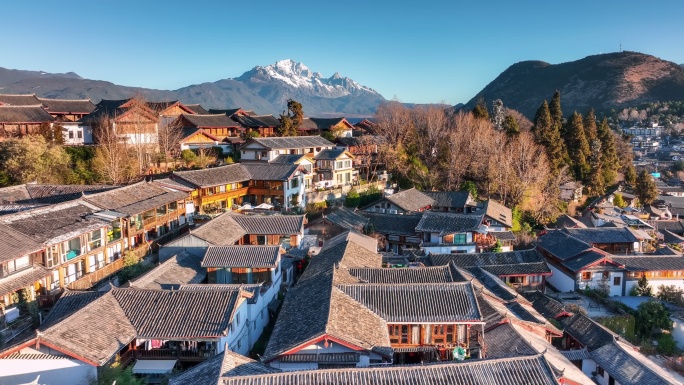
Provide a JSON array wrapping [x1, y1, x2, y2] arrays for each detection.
[[463, 51, 684, 118]]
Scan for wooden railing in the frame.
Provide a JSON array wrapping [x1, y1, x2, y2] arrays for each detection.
[[67, 258, 126, 290], [120, 348, 215, 363]]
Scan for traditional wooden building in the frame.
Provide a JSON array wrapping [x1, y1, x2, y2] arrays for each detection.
[[233, 114, 279, 137], [82, 99, 159, 148], [310, 117, 355, 138], [0, 224, 49, 323], [173, 113, 245, 153], [82, 181, 191, 263], [239, 136, 335, 162], [428, 249, 552, 292], [0, 201, 123, 294], [0, 105, 54, 140], [37, 98, 96, 122]]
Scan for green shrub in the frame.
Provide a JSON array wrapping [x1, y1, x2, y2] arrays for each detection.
[[345, 189, 361, 208], [657, 333, 677, 355]]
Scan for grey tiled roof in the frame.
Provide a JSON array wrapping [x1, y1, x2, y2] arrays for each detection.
[[130, 252, 205, 290], [611, 254, 684, 271], [536, 230, 592, 261], [653, 220, 684, 235], [553, 214, 588, 229], [270, 154, 306, 164], [386, 188, 434, 212], [429, 249, 551, 276], [337, 282, 481, 322], [184, 104, 209, 114], [661, 229, 684, 244], [170, 349, 279, 385], [561, 249, 608, 272], [483, 199, 513, 228], [39, 290, 105, 330], [179, 113, 241, 128], [173, 164, 251, 188], [0, 184, 116, 206], [112, 288, 239, 339], [298, 231, 380, 281], [561, 227, 638, 244], [202, 245, 281, 268], [589, 341, 679, 385], [490, 231, 516, 241], [324, 207, 369, 231], [39, 291, 137, 365], [233, 114, 280, 128], [416, 212, 482, 235], [37, 98, 95, 113], [562, 314, 617, 350], [263, 269, 391, 360], [484, 322, 538, 358], [524, 291, 568, 320], [363, 212, 422, 235], [190, 214, 246, 246], [0, 94, 42, 105], [83, 181, 188, 216], [313, 148, 347, 160], [0, 264, 51, 298], [39, 287, 243, 365], [0, 105, 54, 123], [346, 265, 464, 284], [246, 136, 334, 150], [241, 163, 303, 181], [0, 223, 43, 263], [219, 355, 560, 385], [0, 201, 105, 245], [559, 348, 590, 361], [229, 214, 304, 235], [423, 191, 475, 209]]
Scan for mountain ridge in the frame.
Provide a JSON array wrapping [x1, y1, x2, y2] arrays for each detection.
[[463, 51, 684, 118], [0, 60, 385, 117]]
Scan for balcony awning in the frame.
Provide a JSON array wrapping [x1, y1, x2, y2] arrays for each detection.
[[132, 359, 177, 374]]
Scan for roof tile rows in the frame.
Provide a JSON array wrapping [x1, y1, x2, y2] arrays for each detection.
[[202, 245, 281, 268]]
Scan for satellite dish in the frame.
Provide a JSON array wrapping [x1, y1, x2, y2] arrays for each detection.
[[477, 224, 489, 234]]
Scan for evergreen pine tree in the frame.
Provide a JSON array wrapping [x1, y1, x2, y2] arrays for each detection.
[[502, 115, 520, 137], [635, 170, 658, 206], [532, 100, 565, 174], [473, 98, 489, 120], [565, 112, 591, 181], [587, 139, 605, 196], [549, 91, 564, 137], [597, 118, 619, 186], [625, 165, 637, 185], [278, 99, 304, 136], [583, 109, 598, 144]]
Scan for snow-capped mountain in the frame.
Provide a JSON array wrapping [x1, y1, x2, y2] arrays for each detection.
[[237, 59, 380, 99]]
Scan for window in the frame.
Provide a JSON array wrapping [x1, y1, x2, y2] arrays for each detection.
[[168, 201, 177, 212], [68, 131, 74, 139], [581, 272, 592, 281], [77, 131, 82, 139], [454, 234, 467, 244], [236, 313, 240, 325], [602, 271, 610, 279], [613, 276, 621, 286], [219, 185, 226, 192], [291, 178, 299, 188]]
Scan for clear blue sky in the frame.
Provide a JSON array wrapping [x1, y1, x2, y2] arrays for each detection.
[[2, 0, 683, 104]]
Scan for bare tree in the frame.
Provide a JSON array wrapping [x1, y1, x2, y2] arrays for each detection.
[[158, 117, 184, 160], [91, 116, 139, 185]]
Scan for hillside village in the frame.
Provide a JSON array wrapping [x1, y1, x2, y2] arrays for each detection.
[[3, 92, 684, 385]]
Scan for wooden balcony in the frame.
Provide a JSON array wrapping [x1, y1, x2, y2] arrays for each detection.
[[66, 257, 126, 290]]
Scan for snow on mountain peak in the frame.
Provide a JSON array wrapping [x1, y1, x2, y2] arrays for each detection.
[[242, 59, 379, 97]]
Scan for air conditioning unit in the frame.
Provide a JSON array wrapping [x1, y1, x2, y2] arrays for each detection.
[[389, 209, 398, 214]]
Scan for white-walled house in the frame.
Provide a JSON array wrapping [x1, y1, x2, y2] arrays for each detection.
[[313, 148, 356, 189], [417, 212, 484, 254], [240, 136, 335, 162], [61, 121, 93, 145]]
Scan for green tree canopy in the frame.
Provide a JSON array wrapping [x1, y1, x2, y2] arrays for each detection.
[[565, 112, 591, 181], [597, 118, 619, 186], [472, 98, 489, 120], [634, 300, 672, 339], [532, 100, 565, 174], [502, 115, 520, 136], [624, 165, 637, 185], [583, 109, 598, 144], [278, 99, 303, 136], [549, 90, 564, 137], [635, 170, 658, 206], [613, 192, 627, 208]]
